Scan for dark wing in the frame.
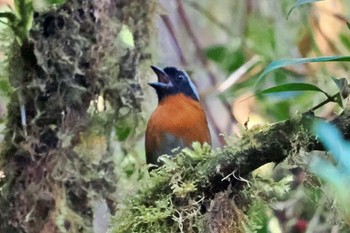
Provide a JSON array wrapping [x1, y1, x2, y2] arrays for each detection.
[[146, 131, 185, 166]]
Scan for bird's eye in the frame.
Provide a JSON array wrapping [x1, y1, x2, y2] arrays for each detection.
[[178, 75, 185, 80]]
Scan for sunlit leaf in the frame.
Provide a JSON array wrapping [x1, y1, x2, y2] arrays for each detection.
[[117, 24, 134, 48], [256, 56, 350, 85], [256, 83, 329, 97], [287, 0, 323, 18]]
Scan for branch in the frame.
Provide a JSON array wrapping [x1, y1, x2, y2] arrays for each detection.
[[176, 0, 238, 144], [185, 1, 233, 36], [112, 111, 350, 232], [195, 111, 350, 196], [160, 15, 187, 65]]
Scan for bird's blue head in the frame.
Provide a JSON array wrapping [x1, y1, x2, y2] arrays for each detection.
[[149, 66, 200, 102]]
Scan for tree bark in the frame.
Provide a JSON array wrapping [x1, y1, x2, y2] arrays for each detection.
[[0, 0, 154, 232]]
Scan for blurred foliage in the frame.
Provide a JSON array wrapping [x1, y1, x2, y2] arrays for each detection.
[[202, 0, 350, 231], [204, 0, 350, 122], [311, 121, 350, 224], [205, 43, 245, 73], [0, 27, 13, 96]]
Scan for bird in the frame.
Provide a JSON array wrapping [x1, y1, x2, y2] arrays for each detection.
[[145, 65, 211, 167]]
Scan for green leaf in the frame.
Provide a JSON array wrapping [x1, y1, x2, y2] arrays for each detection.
[[332, 77, 349, 95], [115, 124, 131, 141], [334, 92, 343, 108], [0, 80, 13, 95], [11, 0, 33, 43], [205, 45, 226, 63], [247, 16, 275, 59], [117, 24, 134, 48], [266, 100, 291, 121], [287, 0, 323, 18], [204, 44, 245, 73], [256, 83, 329, 97], [46, 0, 65, 4], [256, 56, 350, 85], [339, 34, 350, 51]]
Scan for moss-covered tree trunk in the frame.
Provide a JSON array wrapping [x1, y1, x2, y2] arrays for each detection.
[[0, 0, 154, 232]]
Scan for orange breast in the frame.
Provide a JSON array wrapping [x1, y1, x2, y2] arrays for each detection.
[[145, 94, 211, 165]]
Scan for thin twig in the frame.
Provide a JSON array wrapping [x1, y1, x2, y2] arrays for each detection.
[[185, 0, 233, 36], [176, 0, 213, 83], [203, 101, 225, 145], [176, 0, 238, 138], [160, 4, 227, 145], [308, 92, 339, 112], [160, 15, 187, 65], [217, 55, 260, 93]]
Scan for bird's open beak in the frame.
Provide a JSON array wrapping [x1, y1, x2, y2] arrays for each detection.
[[148, 66, 170, 88]]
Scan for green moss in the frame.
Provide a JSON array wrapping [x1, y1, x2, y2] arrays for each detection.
[[109, 114, 338, 233], [111, 144, 214, 233], [0, 0, 155, 232]]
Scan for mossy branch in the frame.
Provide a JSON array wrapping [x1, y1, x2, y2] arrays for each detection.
[[112, 111, 350, 232]]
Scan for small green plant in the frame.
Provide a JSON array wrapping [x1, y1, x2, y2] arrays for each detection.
[[0, 0, 33, 44]]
